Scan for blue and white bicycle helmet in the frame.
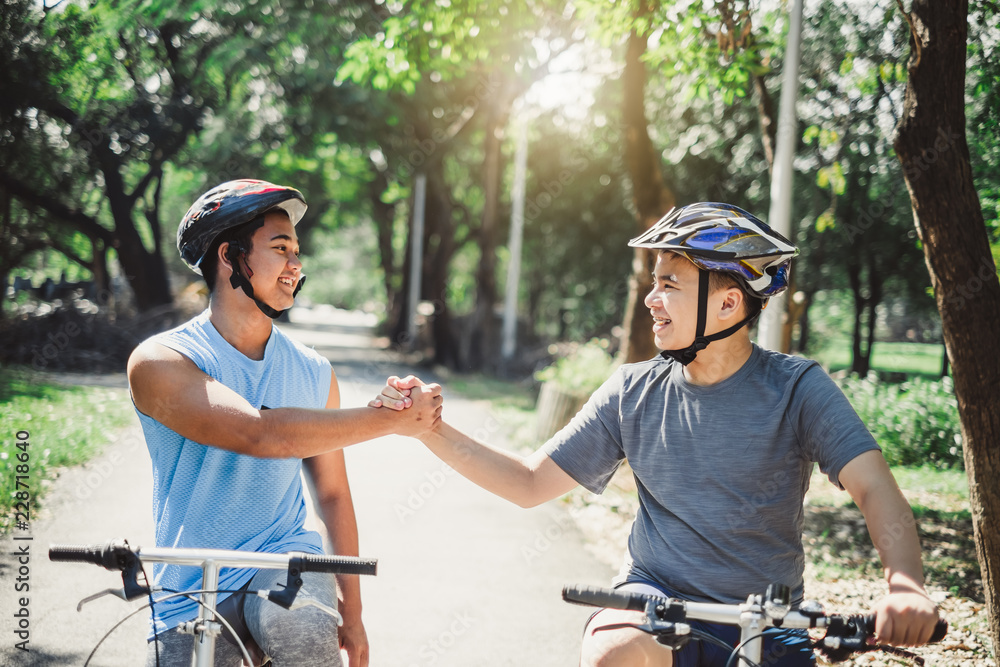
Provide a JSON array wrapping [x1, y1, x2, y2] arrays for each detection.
[[628, 202, 798, 364], [177, 179, 308, 318]]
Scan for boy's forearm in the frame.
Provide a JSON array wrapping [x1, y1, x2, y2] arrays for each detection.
[[256, 406, 398, 458], [840, 452, 930, 595], [859, 484, 929, 595], [419, 423, 539, 507]]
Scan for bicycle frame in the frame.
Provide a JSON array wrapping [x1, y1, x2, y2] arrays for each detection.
[[633, 591, 799, 665], [138, 547, 321, 667], [50, 540, 377, 667], [674, 598, 821, 664], [565, 583, 948, 666]]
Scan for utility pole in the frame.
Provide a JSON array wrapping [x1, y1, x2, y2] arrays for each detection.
[[758, 0, 804, 352], [501, 120, 529, 367]]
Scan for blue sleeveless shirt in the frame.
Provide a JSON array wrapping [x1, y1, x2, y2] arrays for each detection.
[[135, 310, 332, 635]]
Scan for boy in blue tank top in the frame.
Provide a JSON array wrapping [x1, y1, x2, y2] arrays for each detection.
[[128, 180, 443, 667], [371, 204, 940, 667]]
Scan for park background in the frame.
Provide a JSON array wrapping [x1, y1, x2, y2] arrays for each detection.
[[0, 0, 997, 664]]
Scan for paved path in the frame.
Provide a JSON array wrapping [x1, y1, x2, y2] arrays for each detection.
[[0, 307, 614, 666]]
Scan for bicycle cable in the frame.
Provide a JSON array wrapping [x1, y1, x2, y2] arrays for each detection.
[[83, 588, 254, 667], [722, 630, 781, 667], [684, 628, 761, 667], [143, 562, 160, 667], [592, 616, 761, 662]]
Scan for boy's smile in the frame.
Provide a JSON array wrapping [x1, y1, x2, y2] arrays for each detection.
[[242, 211, 303, 310], [645, 251, 700, 351]]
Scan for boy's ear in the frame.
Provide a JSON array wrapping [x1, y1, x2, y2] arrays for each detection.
[[218, 241, 233, 273], [718, 287, 745, 321]]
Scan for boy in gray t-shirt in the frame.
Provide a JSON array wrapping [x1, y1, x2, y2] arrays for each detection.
[[543, 344, 878, 610], [375, 203, 939, 667]]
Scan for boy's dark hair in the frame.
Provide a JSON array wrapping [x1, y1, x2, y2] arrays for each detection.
[[708, 271, 763, 329], [200, 215, 270, 292]]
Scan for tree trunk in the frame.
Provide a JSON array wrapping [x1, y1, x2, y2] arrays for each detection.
[[893, 0, 1000, 649], [90, 238, 110, 305], [781, 264, 806, 355], [109, 209, 172, 312], [862, 262, 882, 375], [846, 261, 868, 376], [620, 10, 676, 364], [467, 96, 510, 371], [753, 73, 777, 175], [424, 172, 460, 369], [368, 170, 399, 320], [389, 166, 461, 369], [103, 165, 172, 313], [797, 289, 816, 354]]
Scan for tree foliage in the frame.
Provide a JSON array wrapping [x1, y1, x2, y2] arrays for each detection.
[[0, 0, 361, 313], [3, 0, 997, 383]]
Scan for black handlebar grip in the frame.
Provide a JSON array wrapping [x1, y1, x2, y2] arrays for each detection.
[[50, 539, 137, 571], [859, 614, 949, 643], [49, 544, 106, 566], [562, 585, 659, 612], [296, 554, 378, 576]]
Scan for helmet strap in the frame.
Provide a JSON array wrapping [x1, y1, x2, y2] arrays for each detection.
[[225, 244, 305, 320], [659, 270, 762, 366]]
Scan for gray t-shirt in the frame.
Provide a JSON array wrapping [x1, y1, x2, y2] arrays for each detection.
[[543, 344, 879, 604]]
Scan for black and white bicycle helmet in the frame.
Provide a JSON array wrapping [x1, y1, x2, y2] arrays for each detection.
[[628, 202, 798, 364], [177, 179, 308, 318]]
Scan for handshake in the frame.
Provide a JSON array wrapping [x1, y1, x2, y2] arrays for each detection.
[[369, 375, 443, 436]]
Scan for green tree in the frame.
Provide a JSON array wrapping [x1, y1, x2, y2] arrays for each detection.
[[577, 0, 781, 362], [339, 0, 581, 369], [892, 0, 1000, 649], [795, 1, 934, 374], [0, 0, 348, 313]]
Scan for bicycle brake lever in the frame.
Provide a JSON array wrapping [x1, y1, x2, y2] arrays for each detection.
[[76, 584, 163, 612], [257, 587, 344, 626], [592, 619, 692, 650], [289, 594, 344, 626], [591, 622, 648, 634], [76, 587, 130, 612]]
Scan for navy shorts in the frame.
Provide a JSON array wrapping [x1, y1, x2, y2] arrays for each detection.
[[586, 580, 816, 667]]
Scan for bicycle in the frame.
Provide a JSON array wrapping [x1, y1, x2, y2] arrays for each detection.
[[49, 538, 378, 667], [562, 582, 948, 666]]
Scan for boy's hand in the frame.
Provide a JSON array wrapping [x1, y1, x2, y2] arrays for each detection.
[[369, 375, 442, 436], [368, 376, 410, 410], [338, 603, 369, 667], [872, 591, 940, 646], [368, 375, 423, 410]]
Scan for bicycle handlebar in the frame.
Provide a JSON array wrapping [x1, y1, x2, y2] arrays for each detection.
[[50, 540, 132, 570], [562, 584, 948, 644], [50, 540, 378, 576], [292, 553, 378, 576], [853, 613, 948, 644], [562, 584, 658, 613]]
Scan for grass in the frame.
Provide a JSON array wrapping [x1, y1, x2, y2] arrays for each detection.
[[0, 368, 134, 533], [806, 466, 969, 510], [808, 340, 946, 377], [444, 374, 537, 411], [804, 465, 980, 600]]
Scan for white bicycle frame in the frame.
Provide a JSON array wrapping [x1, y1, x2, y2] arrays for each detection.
[[52, 541, 373, 667], [564, 583, 894, 666], [661, 593, 821, 665], [137, 547, 344, 667]]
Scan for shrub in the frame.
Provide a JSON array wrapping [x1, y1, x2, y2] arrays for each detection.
[[535, 339, 619, 397], [837, 374, 964, 469]]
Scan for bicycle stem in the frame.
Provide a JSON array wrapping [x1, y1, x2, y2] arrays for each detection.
[[192, 559, 222, 667]]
